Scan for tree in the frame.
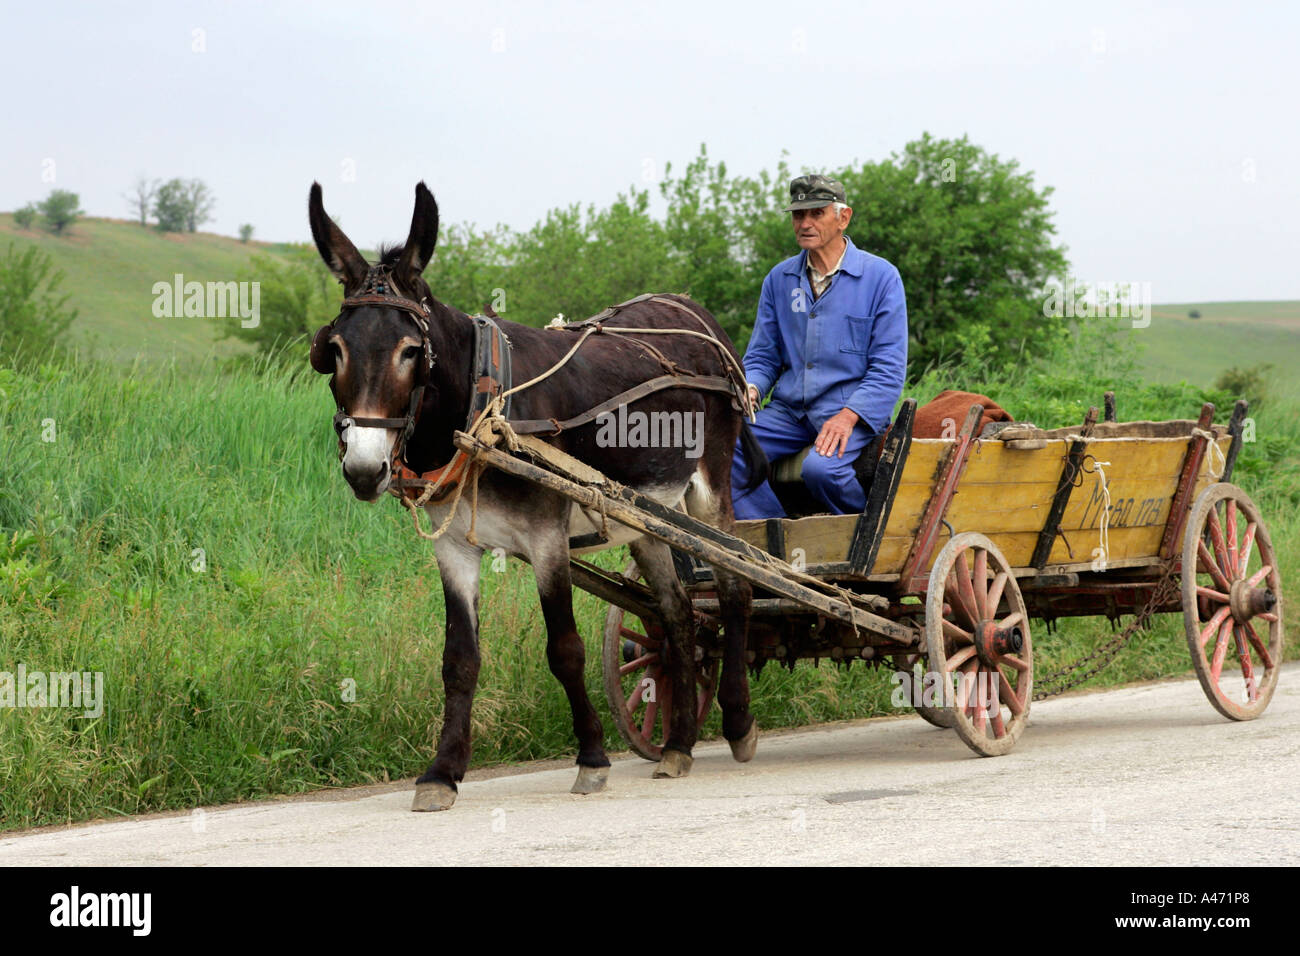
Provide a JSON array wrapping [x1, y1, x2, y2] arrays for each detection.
[[239, 223, 254, 243], [37, 190, 84, 235], [12, 204, 37, 229], [0, 243, 78, 360], [124, 176, 158, 226], [220, 245, 341, 355], [153, 178, 190, 232], [183, 179, 215, 232]]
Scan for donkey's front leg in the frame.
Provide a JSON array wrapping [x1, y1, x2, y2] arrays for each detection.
[[533, 545, 611, 795], [413, 534, 484, 812]]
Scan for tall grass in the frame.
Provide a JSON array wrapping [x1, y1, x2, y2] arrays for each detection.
[[1, 332, 1296, 830]]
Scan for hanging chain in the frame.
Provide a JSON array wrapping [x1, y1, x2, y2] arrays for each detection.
[[1031, 562, 1181, 701]]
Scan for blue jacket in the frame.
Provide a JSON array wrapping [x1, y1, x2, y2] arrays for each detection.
[[743, 236, 908, 432]]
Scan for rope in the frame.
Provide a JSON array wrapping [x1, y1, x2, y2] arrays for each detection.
[[1091, 458, 1113, 569], [1193, 428, 1226, 479]]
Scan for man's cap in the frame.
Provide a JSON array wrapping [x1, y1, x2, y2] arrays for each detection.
[[786, 174, 847, 211]]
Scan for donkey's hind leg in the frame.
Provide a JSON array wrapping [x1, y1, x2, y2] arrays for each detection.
[[628, 535, 698, 778], [683, 474, 758, 762]]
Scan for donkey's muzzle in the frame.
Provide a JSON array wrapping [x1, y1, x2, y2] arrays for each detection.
[[343, 457, 390, 501]]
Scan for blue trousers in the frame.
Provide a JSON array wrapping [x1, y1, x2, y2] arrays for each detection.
[[731, 401, 875, 520]]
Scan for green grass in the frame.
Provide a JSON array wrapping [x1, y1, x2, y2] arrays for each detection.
[[2, 342, 1297, 832], [0, 214, 296, 364]]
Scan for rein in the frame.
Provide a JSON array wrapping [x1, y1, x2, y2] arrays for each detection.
[[324, 286, 751, 534]]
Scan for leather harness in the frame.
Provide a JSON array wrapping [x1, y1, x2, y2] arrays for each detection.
[[320, 278, 746, 504]]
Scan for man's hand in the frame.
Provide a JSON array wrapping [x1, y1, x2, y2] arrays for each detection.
[[747, 384, 761, 413], [814, 407, 860, 458]]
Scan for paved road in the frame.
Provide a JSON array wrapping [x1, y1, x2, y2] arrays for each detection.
[[3, 664, 1297, 866]]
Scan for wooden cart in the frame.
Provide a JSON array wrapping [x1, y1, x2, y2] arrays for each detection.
[[453, 395, 1283, 759]]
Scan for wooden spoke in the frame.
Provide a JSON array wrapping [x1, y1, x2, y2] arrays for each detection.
[[1238, 522, 1257, 572], [999, 670, 1026, 716], [942, 618, 973, 645], [1207, 508, 1232, 580], [1001, 653, 1030, 674], [1225, 499, 1238, 575], [1242, 620, 1273, 669], [620, 626, 660, 650], [1197, 540, 1234, 592], [618, 653, 656, 678], [947, 644, 978, 670], [1247, 564, 1273, 588], [997, 611, 1024, 632], [1195, 585, 1230, 605], [1209, 619, 1232, 683], [986, 571, 1008, 617], [953, 551, 980, 627], [972, 548, 989, 619], [1199, 605, 1232, 649]]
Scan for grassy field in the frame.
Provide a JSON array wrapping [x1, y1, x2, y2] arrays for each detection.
[[2, 217, 1297, 829], [1, 334, 1296, 831], [0, 214, 297, 363]]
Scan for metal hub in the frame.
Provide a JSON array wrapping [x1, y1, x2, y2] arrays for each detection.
[[975, 619, 1023, 668]]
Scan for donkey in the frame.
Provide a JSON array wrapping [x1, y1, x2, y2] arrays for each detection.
[[307, 182, 768, 811]]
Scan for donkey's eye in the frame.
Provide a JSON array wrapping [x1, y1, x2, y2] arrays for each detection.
[[402, 346, 422, 362]]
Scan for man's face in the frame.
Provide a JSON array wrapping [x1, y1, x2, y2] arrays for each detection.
[[792, 205, 852, 253]]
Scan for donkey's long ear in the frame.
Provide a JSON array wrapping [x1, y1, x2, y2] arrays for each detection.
[[395, 182, 440, 280], [308, 182, 368, 289]]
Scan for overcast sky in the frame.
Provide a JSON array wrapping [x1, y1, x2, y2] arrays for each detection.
[[3, 0, 1297, 302]]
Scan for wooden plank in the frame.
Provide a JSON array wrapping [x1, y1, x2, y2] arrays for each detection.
[[900, 404, 985, 592], [456, 431, 914, 642], [1159, 403, 1216, 559], [1222, 399, 1249, 483], [849, 398, 915, 573]]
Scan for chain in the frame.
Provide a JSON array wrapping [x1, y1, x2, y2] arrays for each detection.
[[1031, 562, 1181, 701]]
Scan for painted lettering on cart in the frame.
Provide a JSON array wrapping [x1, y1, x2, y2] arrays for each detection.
[[1079, 483, 1167, 531]]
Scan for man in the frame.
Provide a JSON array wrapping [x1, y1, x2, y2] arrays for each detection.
[[731, 174, 908, 519]]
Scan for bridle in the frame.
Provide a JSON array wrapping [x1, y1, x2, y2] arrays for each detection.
[[310, 264, 512, 503], [310, 265, 436, 476]]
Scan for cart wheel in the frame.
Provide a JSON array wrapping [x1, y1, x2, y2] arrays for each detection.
[[892, 653, 956, 729], [602, 562, 718, 761], [1181, 483, 1283, 720], [926, 533, 1033, 756]]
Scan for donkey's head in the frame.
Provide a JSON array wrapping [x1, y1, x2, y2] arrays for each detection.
[[307, 181, 443, 501]]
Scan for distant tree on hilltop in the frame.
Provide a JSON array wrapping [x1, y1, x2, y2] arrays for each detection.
[[153, 178, 216, 233], [125, 176, 158, 226], [37, 190, 84, 235]]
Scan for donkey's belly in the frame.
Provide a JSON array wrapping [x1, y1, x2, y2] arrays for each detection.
[[567, 479, 689, 555]]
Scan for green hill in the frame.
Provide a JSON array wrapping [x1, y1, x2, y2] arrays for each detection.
[[0, 213, 297, 363], [1140, 300, 1300, 402]]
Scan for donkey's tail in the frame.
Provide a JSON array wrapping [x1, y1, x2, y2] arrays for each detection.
[[738, 419, 770, 492]]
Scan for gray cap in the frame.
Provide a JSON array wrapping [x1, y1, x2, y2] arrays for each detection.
[[786, 174, 847, 211]]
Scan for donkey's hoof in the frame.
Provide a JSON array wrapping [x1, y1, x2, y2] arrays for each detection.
[[653, 749, 693, 779], [729, 720, 759, 763], [411, 782, 458, 812], [571, 765, 610, 795]]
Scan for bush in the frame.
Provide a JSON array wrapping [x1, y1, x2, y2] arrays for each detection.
[[12, 205, 37, 229], [36, 190, 83, 235], [0, 243, 78, 361], [1213, 364, 1272, 409], [239, 224, 254, 243]]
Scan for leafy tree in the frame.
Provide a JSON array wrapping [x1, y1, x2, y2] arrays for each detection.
[[239, 223, 254, 243], [220, 245, 341, 355], [12, 204, 37, 229], [124, 176, 158, 226], [184, 179, 215, 232], [0, 243, 78, 360], [153, 179, 190, 232], [37, 190, 84, 235]]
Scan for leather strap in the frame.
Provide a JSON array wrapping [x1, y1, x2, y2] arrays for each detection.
[[508, 374, 738, 435]]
